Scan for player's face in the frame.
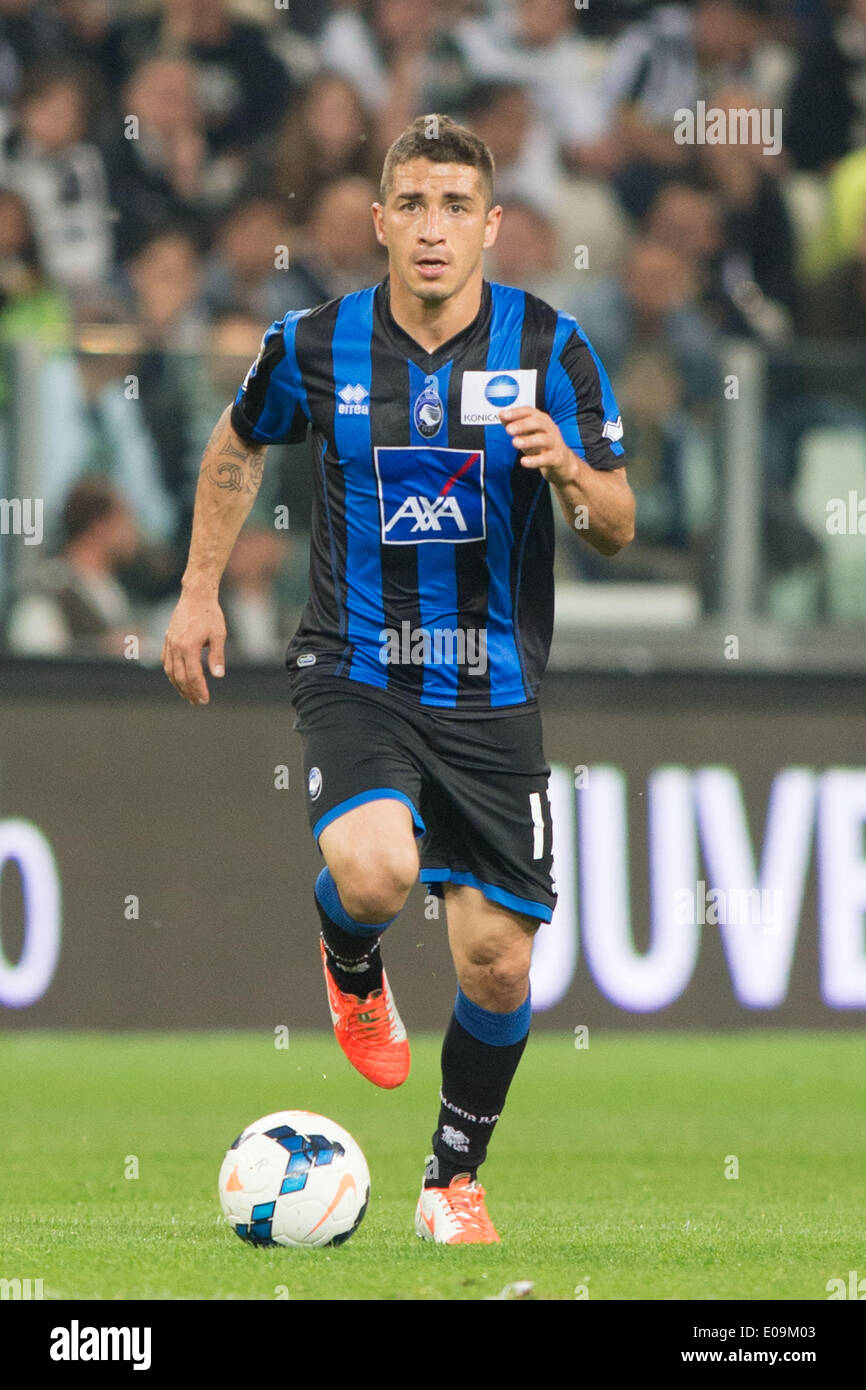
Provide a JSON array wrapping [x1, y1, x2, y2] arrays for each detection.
[[373, 159, 501, 306]]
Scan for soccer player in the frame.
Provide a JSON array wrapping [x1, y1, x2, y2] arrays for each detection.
[[163, 116, 634, 1244]]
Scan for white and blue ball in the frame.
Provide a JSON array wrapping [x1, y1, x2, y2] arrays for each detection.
[[218, 1110, 370, 1248]]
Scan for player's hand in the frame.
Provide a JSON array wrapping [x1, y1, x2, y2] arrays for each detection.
[[499, 406, 579, 488], [162, 587, 227, 707]]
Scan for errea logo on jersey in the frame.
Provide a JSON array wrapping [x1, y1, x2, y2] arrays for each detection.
[[338, 383, 369, 415], [374, 446, 486, 545], [461, 369, 537, 425]]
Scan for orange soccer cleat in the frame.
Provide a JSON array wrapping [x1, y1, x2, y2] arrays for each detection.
[[415, 1172, 501, 1245], [320, 939, 410, 1089]]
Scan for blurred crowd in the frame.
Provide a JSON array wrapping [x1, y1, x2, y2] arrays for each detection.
[[1, 0, 865, 659]]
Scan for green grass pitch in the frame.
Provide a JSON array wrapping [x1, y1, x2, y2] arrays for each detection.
[[1, 1031, 864, 1301]]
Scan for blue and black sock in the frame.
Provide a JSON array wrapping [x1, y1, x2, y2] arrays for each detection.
[[315, 867, 396, 997], [426, 987, 532, 1188]]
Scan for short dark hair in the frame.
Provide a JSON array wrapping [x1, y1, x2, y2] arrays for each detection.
[[380, 114, 495, 209], [461, 81, 523, 124], [125, 219, 204, 266], [63, 476, 119, 544]]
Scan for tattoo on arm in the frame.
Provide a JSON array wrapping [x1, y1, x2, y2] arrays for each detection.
[[203, 425, 266, 495]]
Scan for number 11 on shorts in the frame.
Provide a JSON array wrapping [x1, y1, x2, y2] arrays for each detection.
[[529, 792, 544, 860]]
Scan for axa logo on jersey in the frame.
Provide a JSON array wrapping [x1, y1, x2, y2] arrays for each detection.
[[374, 446, 486, 544], [385, 495, 468, 536]]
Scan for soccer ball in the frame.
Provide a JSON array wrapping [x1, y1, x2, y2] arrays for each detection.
[[218, 1110, 370, 1248]]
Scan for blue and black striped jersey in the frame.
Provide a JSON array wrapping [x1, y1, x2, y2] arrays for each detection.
[[231, 276, 625, 712]]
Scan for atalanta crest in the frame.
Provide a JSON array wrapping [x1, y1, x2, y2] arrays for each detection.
[[414, 375, 444, 439]]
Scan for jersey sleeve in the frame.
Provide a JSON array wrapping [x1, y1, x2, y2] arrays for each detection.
[[544, 314, 626, 471], [230, 310, 311, 445]]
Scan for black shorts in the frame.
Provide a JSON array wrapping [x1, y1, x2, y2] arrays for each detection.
[[290, 675, 556, 923]]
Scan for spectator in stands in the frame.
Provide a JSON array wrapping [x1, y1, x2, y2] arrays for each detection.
[[563, 239, 721, 589], [273, 72, 379, 225], [805, 142, 866, 279], [419, 1, 498, 114], [596, 0, 775, 218], [586, 347, 698, 583], [645, 183, 728, 330], [127, 225, 206, 350], [0, 0, 857, 645], [572, 237, 721, 407], [645, 182, 723, 276], [103, 55, 232, 264], [787, 0, 866, 172], [800, 205, 866, 338], [0, 187, 70, 535], [645, 172, 796, 343], [759, 192, 866, 586], [52, 0, 116, 100], [696, 85, 799, 338], [35, 303, 180, 554], [0, 58, 113, 294], [124, 227, 209, 545], [299, 175, 386, 298], [318, 0, 443, 151], [5, 473, 142, 657], [203, 195, 327, 325], [0, 187, 70, 355], [485, 198, 577, 309], [221, 524, 301, 665], [0, 0, 67, 103], [102, 0, 293, 156], [460, 81, 562, 217], [454, 0, 609, 167]]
